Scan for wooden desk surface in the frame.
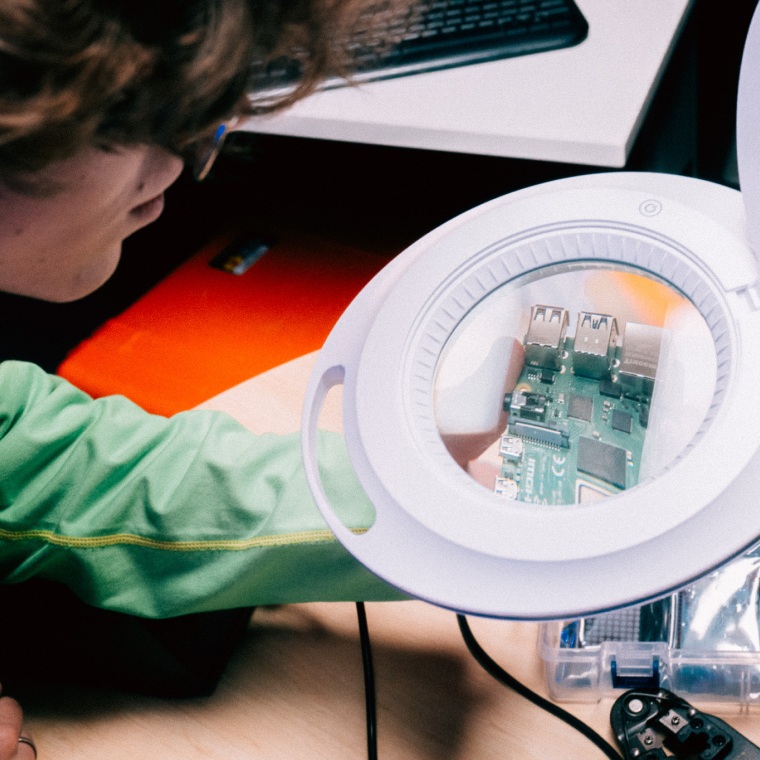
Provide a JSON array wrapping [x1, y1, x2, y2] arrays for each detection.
[[26, 601, 609, 760], [26, 353, 760, 758]]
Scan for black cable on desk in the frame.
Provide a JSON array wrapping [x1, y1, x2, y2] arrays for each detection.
[[356, 602, 378, 760], [456, 614, 622, 760]]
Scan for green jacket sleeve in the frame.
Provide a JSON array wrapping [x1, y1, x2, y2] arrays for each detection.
[[0, 360, 406, 617]]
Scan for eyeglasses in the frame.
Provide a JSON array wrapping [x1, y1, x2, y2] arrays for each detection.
[[193, 120, 236, 182]]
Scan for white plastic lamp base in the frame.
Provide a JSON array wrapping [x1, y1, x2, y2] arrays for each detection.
[[301, 10, 760, 621]]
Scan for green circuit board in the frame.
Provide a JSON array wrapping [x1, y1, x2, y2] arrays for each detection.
[[495, 305, 661, 505]]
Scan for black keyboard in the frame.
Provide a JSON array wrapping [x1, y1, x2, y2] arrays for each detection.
[[254, 0, 588, 92]]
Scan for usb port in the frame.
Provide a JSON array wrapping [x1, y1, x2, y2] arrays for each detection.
[[573, 311, 619, 379], [524, 305, 569, 370]]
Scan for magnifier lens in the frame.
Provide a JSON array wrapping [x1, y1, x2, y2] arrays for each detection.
[[434, 264, 717, 506]]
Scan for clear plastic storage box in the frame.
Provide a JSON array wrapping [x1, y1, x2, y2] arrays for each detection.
[[540, 547, 760, 708]]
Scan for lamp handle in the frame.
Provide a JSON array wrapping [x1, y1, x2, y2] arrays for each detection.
[[301, 357, 366, 548]]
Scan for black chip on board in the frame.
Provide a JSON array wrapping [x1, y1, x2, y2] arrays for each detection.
[[577, 437, 627, 489], [599, 379, 622, 398], [611, 409, 633, 434], [568, 394, 593, 422]]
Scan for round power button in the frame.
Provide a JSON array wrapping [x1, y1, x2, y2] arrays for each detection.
[[640, 199, 663, 216]]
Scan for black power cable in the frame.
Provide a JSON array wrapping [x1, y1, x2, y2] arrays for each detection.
[[352, 605, 622, 760], [356, 602, 378, 760], [456, 614, 622, 760]]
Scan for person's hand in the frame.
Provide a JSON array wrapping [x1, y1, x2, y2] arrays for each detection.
[[0, 695, 36, 759]]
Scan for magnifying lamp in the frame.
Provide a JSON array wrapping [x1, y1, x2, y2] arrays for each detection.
[[302, 5, 760, 621]]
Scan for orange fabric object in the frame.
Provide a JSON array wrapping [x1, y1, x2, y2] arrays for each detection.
[[58, 231, 393, 416]]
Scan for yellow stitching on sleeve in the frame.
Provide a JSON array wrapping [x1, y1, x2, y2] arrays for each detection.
[[0, 527, 367, 551]]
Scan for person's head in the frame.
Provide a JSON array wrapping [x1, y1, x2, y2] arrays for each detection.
[[0, 0, 356, 301]]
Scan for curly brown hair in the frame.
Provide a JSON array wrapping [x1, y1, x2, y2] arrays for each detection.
[[0, 0, 359, 188]]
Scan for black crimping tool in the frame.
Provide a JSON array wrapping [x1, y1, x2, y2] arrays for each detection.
[[611, 687, 760, 759]]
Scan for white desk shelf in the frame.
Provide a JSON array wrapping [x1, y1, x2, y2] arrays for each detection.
[[240, 0, 694, 168]]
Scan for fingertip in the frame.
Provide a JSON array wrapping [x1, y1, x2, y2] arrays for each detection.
[[0, 695, 23, 735]]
